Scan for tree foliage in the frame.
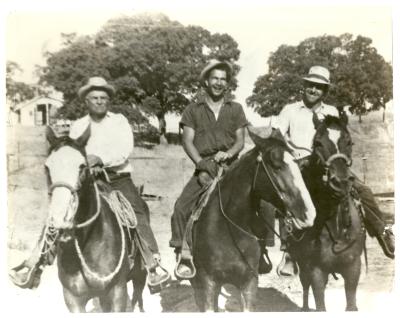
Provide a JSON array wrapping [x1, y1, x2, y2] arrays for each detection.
[[246, 34, 393, 120], [6, 61, 36, 104], [38, 13, 240, 132]]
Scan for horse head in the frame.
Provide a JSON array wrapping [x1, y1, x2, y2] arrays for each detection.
[[248, 126, 315, 230], [312, 114, 354, 197], [45, 125, 91, 241]]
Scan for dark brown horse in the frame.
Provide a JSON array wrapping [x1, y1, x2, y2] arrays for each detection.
[[45, 127, 146, 312], [191, 127, 316, 312], [288, 115, 366, 311]]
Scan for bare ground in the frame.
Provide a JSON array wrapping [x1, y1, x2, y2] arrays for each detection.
[[6, 144, 395, 313]]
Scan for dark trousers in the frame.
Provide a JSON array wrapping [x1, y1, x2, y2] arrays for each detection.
[[353, 180, 385, 236], [169, 174, 206, 249], [110, 175, 159, 267]]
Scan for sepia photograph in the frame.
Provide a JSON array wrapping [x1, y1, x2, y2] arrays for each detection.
[[2, 0, 397, 314]]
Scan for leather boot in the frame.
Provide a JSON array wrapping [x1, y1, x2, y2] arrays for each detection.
[[377, 226, 395, 259]]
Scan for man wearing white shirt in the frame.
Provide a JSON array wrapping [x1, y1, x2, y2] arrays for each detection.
[[273, 66, 394, 276], [10, 77, 170, 290]]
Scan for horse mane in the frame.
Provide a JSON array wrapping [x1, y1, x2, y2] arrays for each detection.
[[224, 130, 289, 177], [314, 115, 350, 143]]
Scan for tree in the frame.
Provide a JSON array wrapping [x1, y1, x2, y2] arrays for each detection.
[[39, 13, 240, 140], [247, 34, 393, 122], [6, 61, 36, 104]]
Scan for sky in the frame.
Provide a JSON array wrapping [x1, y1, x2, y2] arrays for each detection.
[[3, 1, 395, 130]]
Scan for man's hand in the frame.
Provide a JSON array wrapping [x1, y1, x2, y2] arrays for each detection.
[[197, 171, 214, 187], [90, 166, 104, 177], [213, 151, 232, 163], [87, 155, 103, 167], [196, 159, 218, 178]]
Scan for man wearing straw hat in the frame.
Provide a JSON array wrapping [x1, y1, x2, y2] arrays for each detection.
[[273, 66, 395, 276], [10, 77, 170, 291], [169, 59, 250, 279]]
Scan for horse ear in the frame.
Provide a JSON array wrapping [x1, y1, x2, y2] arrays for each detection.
[[312, 113, 322, 129], [46, 126, 59, 148], [74, 124, 91, 148], [339, 109, 349, 126], [247, 125, 272, 148]]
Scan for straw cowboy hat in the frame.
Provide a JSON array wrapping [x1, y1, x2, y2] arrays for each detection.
[[199, 59, 233, 86], [302, 66, 331, 85], [78, 77, 115, 99]]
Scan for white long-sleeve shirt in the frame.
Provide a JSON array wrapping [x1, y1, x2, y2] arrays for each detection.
[[272, 101, 338, 159], [69, 112, 133, 173]]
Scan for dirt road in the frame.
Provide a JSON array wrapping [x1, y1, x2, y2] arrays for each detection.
[[6, 141, 395, 313]]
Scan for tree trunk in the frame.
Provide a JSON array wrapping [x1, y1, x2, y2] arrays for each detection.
[[358, 113, 362, 123], [382, 106, 386, 123], [157, 114, 168, 145]]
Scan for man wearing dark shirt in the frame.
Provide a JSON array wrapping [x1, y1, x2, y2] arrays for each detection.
[[169, 59, 248, 278]]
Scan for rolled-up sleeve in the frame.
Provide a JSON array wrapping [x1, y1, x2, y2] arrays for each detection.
[[180, 105, 195, 129], [273, 104, 291, 136], [234, 103, 248, 130]]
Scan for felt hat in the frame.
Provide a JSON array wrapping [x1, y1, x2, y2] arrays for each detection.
[[78, 77, 115, 99], [302, 66, 331, 85]]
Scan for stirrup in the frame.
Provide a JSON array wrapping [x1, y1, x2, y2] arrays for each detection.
[[276, 252, 298, 277], [174, 253, 196, 280], [9, 261, 41, 289], [146, 260, 171, 294]]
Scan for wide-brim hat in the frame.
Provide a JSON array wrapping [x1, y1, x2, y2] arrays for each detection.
[[78, 76, 115, 99], [200, 59, 233, 86], [302, 65, 331, 85]]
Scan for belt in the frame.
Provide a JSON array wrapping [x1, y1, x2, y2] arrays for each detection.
[[104, 169, 131, 181]]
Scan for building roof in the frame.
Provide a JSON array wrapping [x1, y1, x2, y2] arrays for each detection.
[[13, 95, 63, 111]]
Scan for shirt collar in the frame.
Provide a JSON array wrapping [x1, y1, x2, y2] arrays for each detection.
[[299, 102, 326, 112], [196, 94, 233, 107]]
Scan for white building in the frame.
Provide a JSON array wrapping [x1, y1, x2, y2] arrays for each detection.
[[9, 96, 63, 126]]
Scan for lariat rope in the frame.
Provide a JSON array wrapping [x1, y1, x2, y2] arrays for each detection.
[[47, 181, 135, 286], [101, 190, 138, 243], [73, 182, 132, 286]]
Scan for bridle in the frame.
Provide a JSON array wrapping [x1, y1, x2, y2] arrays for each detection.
[[46, 162, 126, 286], [47, 171, 102, 229], [218, 147, 295, 240], [315, 149, 352, 194]]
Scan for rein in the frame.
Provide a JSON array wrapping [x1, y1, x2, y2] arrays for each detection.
[[217, 150, 293, 240], [49, 178, 126, 286]]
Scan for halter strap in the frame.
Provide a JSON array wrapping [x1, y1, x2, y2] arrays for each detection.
[[325, 153, 352, 167], [49, 182, 77, 195]]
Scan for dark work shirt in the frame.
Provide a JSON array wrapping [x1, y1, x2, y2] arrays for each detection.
[[180, 97, 248, 157]]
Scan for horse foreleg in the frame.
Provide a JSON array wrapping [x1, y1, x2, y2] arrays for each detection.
[[213, 283, 222, 312], [62, 287, 88, 313], [191, 275, 206, 312], [342, 258, 361, 311], [101, 283, 128, 312], [131, 259, 146, 312], [203, 276, 220, 312], [310, 267, 329, 311], [241, 276, 258, 312], [299, 270, 311, 311]]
